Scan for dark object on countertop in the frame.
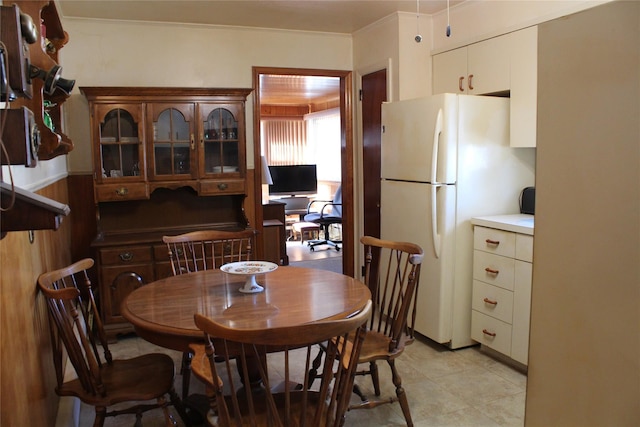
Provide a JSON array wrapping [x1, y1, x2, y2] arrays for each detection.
[[520, 187, 535, 215]]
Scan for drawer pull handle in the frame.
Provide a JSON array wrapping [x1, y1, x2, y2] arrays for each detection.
[[468, 74, 474, 91], [115, 187, 129, 196], [119, 252, 134, 262], [482, 329, 496, 338], [485, 239, 500, 245], [485, 267, 499, 275], [218, 183, 228, 190], [458, 76, 465, 92], [483, 297, 498, 305]]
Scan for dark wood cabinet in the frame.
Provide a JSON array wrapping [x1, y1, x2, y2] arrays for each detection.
[[263, 201, 288, 266], [82, 87, 253, 338]]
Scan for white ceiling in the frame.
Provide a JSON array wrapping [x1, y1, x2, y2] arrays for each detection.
[[56, 0, 463, 34]]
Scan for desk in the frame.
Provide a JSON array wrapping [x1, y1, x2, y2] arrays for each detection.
[[121, 266, 371, 353]]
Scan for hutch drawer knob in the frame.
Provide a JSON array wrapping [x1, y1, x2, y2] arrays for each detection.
[[119, 252, 134, 262], [217, 183, 228, 190], [115, 187, 129, 196]]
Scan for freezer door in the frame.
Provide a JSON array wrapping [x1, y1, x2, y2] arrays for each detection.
[[380, 179, 457, 344], [381, 94, 458, 184]]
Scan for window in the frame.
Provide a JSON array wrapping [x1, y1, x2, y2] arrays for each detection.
[[305, 108, 340, 182]]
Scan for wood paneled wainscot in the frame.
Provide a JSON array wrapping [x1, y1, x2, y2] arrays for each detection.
[[470, 215, 534, 367]]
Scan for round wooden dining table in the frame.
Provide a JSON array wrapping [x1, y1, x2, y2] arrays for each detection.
[[120, 266, 371, 353]]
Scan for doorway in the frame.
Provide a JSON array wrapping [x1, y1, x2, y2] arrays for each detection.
[[252, 67, 354, 276]]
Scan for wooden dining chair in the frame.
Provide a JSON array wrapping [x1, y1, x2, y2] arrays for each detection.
[[350, 236, 424, 427], [189, 300, 372, 427], [163, 229, 257, 276], [163, 228, 258, 398], [37, 258, 188, 427]]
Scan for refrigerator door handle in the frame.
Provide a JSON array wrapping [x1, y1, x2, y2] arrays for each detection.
[[430, 108, 444, 258], [431, 183, 442, 258], [431, 108, 444, 185]]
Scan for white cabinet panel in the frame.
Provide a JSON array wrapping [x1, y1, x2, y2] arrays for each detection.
[[474, 226, 516, 258], [473, 250, 516, 291], [471, 311, 512, 356], [433, 47, 468, 94], [467, 35, 511, 95], [432, 26, 538, 147], [472, 280, 514, 323], [515, 233, 534, 262], [472, 224, 533, 365], [512, 260, 533, 364], [510, 26, 538, 148]]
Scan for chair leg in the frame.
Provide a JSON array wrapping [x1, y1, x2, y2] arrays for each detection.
[[181, 351, 193, 398], [169, 386, 192, 427], [389, 360, 413, 427], [157, 395, 178, 427], [93, 407, 106, 427], [369, 361, 380, 396]]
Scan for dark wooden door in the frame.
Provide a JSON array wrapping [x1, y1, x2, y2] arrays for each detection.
[[361, 69, 387, 241]]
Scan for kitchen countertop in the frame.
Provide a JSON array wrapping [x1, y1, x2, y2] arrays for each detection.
[[471, 214, 534, 235]]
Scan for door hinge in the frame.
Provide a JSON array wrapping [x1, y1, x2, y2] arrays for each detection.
[[359, 89, 363, 101], [361, 265, 366, 278], [382, 125, 385, 133]]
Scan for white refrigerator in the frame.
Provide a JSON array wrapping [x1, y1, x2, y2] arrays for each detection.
[[380, 93, 535, 349]]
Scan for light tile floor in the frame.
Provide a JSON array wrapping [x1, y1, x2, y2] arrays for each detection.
[[79, 335, 526, 426], [79, 244, 527, 426]]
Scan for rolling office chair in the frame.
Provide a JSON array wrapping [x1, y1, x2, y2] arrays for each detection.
[[303, 185, 342, 251]]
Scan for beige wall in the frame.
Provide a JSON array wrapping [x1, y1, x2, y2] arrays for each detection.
[[527, 1, 639, 424], [60, 18, 353, 174]]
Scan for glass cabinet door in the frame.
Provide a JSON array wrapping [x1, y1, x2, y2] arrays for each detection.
[[148, 104, 196, 180], [95, 104, 144, 182], [200, 104, 243, 176]]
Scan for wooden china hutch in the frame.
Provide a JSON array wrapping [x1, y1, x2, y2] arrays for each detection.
[[82, 87, 252, 338]]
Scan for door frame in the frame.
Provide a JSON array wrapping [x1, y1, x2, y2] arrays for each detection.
[[252, 66, 354, 277]]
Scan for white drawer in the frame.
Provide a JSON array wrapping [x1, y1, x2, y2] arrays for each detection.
[[473, 250, 515, 291], [474, 226, 516, 258], [472, 280, 514, 324], [515, 233, 534, 262], [471, 311, 512, 356]]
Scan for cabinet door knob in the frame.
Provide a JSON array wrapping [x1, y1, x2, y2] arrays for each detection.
[[485, 267, 499, 275], [218, 183, 228, 190], [115, 187, 128, 196], [468, 74, 474, 90], [482, 329, 497, 338], [458, 76, 465, 92], [119, 252, 134, 262]]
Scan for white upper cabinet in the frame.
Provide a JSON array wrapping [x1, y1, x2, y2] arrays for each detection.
[[432, 26, 538, 147], [433, 35, 511, 95]]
